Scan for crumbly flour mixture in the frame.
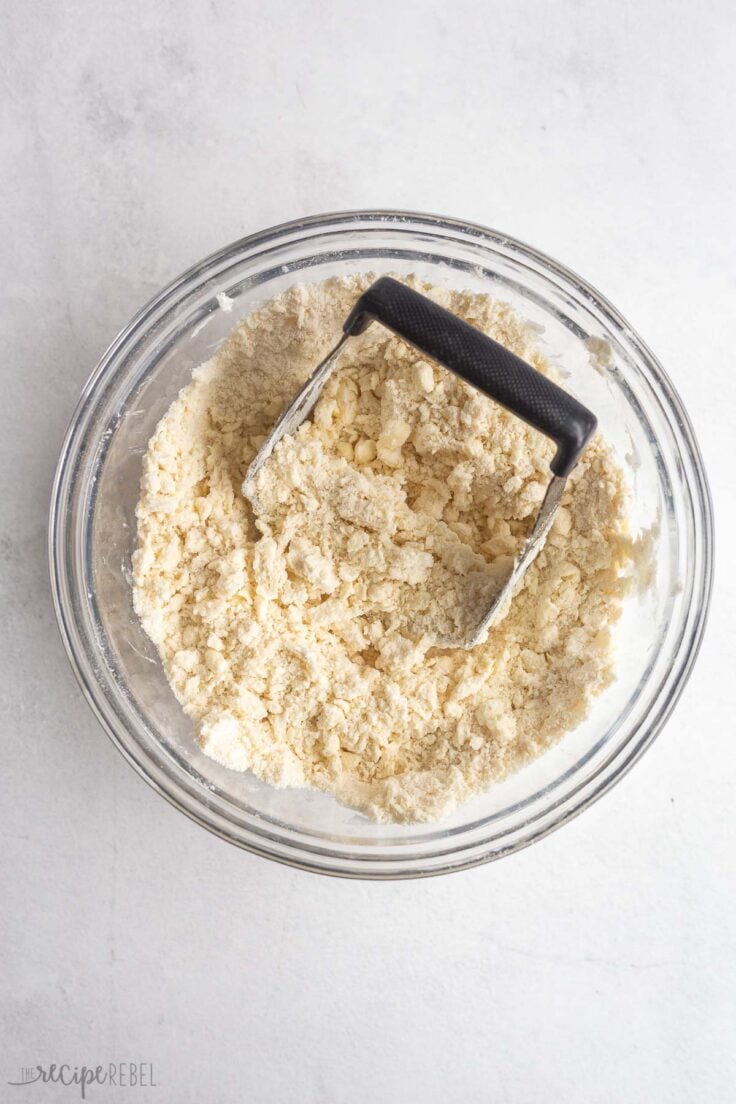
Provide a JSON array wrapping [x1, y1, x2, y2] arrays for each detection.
[[133, 276, 633, 823]]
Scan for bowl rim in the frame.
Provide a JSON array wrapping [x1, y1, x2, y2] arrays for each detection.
[[49, 208, 714, 878]]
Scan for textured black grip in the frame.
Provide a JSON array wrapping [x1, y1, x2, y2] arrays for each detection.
[[344, 276, 597, 477]]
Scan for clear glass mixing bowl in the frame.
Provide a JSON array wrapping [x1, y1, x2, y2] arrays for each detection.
[[49, 211, 713, 878]]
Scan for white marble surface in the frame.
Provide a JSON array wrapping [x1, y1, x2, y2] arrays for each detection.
[[2, 1, 734, 1100]]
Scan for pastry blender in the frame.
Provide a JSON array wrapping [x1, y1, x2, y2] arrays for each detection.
[[243, 278, 597, 648]]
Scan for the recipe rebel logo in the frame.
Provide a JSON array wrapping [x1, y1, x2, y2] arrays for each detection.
[[8, 1062, 157, 1099]]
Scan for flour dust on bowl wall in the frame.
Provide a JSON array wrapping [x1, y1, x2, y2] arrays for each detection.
[[50, 212, 713, 878]]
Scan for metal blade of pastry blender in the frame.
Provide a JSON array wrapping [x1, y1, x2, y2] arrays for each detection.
[[243, 277, 596, 650], [242, 335, 349, 510], [457, 474, 567, 649]]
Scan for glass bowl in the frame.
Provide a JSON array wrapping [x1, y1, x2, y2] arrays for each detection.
[[49, 211, 713, 878]]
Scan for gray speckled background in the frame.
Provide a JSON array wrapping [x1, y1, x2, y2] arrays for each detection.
[[2, 1, 734, 1101]]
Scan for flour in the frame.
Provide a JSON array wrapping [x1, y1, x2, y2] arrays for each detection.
[[133, 276, 634, 823]]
